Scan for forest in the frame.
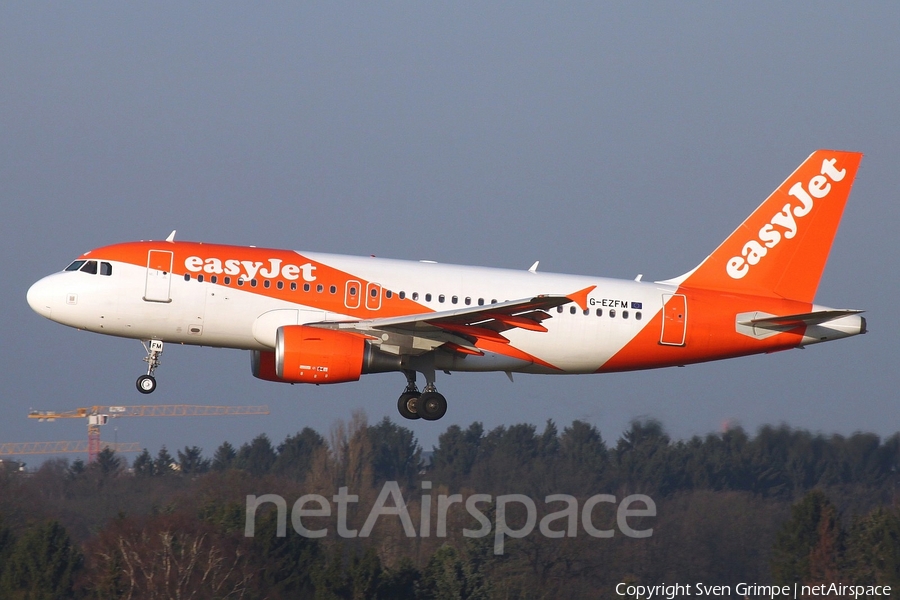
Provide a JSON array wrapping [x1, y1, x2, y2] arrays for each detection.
[[0, 413, 899, 599]]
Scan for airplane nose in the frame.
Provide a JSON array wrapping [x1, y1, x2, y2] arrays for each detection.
[[27, 277, 55, 318]]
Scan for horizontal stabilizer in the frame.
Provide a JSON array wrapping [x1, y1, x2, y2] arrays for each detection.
[[740, 309, 865, 331]]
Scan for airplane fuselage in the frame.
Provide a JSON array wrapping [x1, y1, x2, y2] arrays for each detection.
[[28, 241, 863, 375]]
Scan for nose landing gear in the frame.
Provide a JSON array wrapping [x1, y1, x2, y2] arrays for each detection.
[[136, 339, 163, 394]]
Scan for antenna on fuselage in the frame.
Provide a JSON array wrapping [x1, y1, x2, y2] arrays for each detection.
[[165, 230, 176, 242]]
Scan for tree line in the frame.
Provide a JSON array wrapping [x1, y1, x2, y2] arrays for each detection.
[[0, 413, 898, 598]]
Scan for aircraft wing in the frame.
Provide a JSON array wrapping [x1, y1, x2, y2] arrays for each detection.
[[310, 285, 595, 355]]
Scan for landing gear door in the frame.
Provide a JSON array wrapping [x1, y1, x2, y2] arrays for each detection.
[[660, 294, 687, 346], [144, 250, 173, 303]]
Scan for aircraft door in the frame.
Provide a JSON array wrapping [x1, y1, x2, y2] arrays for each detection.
[[660, 294, 687, 346], [144, 250, 173, 303]]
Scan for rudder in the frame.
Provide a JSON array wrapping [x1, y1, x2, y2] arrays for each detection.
[[671, 150, 862, 302]]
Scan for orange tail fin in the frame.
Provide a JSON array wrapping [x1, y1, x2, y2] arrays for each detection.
[[669, 150, 862, 302]]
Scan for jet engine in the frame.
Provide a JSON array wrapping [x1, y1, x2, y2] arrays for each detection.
[[250, 325, 401, 384]]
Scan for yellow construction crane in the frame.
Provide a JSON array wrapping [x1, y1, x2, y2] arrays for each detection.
[[28, 404, 270, 462]]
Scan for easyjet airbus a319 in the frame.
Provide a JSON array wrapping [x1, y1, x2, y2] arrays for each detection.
[[27, 150, 866, 421]]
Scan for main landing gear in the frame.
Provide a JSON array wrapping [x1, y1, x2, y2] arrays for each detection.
[[136, 339, 163, 394], [397, 369, 448, 421]]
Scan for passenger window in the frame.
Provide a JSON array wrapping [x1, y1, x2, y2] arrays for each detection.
[[317, 284, 324, 293], [636, 312, 642, 321], [451, 296, 458, 304], [596, 309, 603, 317], [349, 286, 357, 296], [65, 260, 86, 272], [557, 306, 563, 313], [583, 309, 590, 316], [198, 274, 204, 283], [291, 282, 297, 291], [250, 279, 257, 287], [478, 298, 484, 306], [80, 260, 98, 275], [425, 293, 432, 302], [491, 299, 498, 304], [569, 306, 576, 314], [465, 297, 471, 305], [100, 262, 112, 276], [184, 273, 191, 281], [623, 310, 629, 319], [238, 279, 244, 286], [386, 290, 393, 299], [330, 285, 337, 294], [412, 292, 419, 301], [211, 275, 217, 284], [438, 294, 445, 303], [304, 283, 311, 292], [224, 276, 231, 285], [277, 281, 283, 290], [264, 280, 270, 288], [399, 291, 406, 299], [610, 309, 616, 318]]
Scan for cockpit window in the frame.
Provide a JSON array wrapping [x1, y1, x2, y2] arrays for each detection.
[[65, 259, 111, 275]]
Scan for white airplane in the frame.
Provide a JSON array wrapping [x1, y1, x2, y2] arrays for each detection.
[[27, 150, 866, 421]]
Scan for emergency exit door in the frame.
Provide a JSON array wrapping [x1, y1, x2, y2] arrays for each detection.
[[660, 294, 687, 346]]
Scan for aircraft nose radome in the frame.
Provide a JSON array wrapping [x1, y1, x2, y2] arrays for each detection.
[[27, 278, 54, 318]]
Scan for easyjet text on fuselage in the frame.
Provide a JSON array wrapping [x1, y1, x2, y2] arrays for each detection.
[[184, 256, 317, 282]]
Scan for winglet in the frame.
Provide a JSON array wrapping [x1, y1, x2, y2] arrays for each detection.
[[567, 285, 596, 311]]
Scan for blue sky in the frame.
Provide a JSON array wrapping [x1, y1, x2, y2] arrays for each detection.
[[2, 3, 898, 464]]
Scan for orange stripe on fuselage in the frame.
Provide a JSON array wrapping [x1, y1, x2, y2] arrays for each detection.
[[599, 288, 811, 373], [82, 241, 435, 320]]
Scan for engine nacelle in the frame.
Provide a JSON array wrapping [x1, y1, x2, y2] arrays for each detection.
[[251, 325, 404, 384], [278, 325, 367, 383], [251, 325, 367, 384]]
